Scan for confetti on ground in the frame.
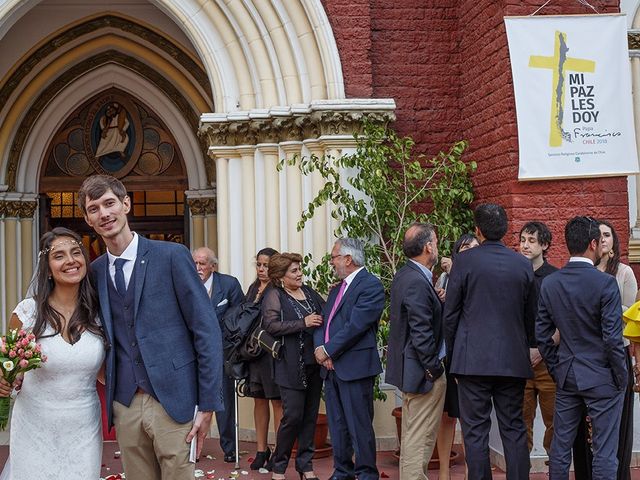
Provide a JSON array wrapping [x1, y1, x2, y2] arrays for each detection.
[[258, 467, 269, 474], [194, 469, 205, 478], [113, 451, 121, 459]]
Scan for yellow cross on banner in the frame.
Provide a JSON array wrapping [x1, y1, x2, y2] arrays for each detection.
[[529, 31, 595, 147]]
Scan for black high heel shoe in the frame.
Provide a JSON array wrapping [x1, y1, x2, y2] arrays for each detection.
[[250, 446, 271, 470], [299, 472, 320, 480]]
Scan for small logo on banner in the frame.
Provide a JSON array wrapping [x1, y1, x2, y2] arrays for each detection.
[[529, 31, 596, 147]]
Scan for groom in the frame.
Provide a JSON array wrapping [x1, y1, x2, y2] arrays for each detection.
[[78, 175, 223, 480]]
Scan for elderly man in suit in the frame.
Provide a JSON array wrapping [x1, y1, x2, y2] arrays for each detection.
[[314, 238, 385, 480], [536, 216, 627, 479], [386, 223, 446, 479], [444, 203, 537, 480], [192, 247, 244, 463], [79, 175, 223, 480]]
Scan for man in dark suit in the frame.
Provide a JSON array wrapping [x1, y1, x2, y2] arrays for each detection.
[[386, 223, 446, 479], [444, 203, 536, 480], [192, 247, 244, 463], [536, 216, 627, 479], [314, 238, 385, 480], [79, 175, 223, 480]]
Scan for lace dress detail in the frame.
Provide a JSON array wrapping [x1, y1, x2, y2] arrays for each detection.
[[9, 298, 105, 480]]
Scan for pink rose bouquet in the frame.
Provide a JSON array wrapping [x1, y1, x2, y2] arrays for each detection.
[[0, 329, 46, 429]]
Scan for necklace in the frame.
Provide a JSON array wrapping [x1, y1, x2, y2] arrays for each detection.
[[284, 288, 314, 315], [48, 302, 76, 319], [294, 297, 313, 315]]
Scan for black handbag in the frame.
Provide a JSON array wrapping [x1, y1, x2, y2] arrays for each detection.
[[249, 326, 282, 359]]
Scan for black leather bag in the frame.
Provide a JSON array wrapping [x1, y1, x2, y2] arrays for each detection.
[[249, 326, 282, 359], [237, 321, 266, 361]]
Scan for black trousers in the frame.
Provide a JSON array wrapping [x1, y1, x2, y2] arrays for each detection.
[[215, 373, 236, 456], [457, 375, 529, 480], [272, 365, 323, 475], [572, 348, 633, 480]]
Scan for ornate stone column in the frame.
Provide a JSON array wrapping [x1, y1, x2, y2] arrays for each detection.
[[257, 143, 281, 251], [199, 99, 396, 286], [0, 199, 37, 328], [186, 192, 216, 250], [302, 139, 329, 264], [208, 148, 238, 277], [238, 145, 257, 285], [280, 141, 304, 254]]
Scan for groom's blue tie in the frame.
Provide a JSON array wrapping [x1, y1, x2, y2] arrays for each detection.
[[114, 258, 128, 296]]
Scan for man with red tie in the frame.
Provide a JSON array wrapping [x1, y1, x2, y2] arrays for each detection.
[[314, 238, 385, 480]]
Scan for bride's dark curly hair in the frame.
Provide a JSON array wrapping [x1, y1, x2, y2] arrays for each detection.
[[31, 227, 104, 345]]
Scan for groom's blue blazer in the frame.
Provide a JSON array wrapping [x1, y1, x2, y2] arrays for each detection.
[[93, 235, 223, 427]]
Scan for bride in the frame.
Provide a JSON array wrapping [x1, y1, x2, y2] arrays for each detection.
[[0, 227, 106, 479]]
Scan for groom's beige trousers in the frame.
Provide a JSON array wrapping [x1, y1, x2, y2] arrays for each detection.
[[113, 392, 194, 480]]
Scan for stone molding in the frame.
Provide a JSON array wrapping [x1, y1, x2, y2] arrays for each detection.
[[0, 14, 211, 113], [199, 100, 396, 148], [6, 50, 201, 191], [0, 200, 37, 218], [630, 30, 640, 51], [187, 197, 216, 216]]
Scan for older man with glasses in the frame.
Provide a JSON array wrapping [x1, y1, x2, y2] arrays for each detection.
[[314, 238, 385, 480]]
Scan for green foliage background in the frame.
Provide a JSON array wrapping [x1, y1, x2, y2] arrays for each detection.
[[279, 120, 476, 399]]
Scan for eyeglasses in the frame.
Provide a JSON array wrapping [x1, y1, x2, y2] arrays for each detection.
[[330, 254, 344, 260]]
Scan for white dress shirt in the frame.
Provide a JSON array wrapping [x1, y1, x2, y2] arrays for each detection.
[[107, 232, 139, 290]]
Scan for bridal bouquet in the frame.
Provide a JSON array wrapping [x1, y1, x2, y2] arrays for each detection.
[[0, 329, 46, 429]]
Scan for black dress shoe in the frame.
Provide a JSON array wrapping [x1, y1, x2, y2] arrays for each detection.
[[224, 453, 236, 463]]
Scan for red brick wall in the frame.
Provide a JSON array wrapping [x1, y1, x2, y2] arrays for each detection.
[[321, 0, 373, 98], [323, 0, 629, 267], [458, 0, 627, 266]]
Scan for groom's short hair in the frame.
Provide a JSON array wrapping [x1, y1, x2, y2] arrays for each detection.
[[78, 175, 128, 213]]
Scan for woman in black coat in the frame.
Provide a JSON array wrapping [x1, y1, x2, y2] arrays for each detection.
[[262, 252, 324, 480]]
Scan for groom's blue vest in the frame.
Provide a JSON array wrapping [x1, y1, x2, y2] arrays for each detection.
[[108, 265, 157, 405]]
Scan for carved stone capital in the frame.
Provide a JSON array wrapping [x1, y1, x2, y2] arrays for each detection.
[[251, 120, 279, 144], [0, 200, 37, 218], [198, 102, 396, 150], [630, 31, 640, 51], [187, 197, 216, 216]]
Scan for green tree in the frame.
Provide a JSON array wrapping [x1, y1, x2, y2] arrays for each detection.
[[280, 120, 476, 399]]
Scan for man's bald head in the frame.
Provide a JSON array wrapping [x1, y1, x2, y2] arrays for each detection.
[[192, 247, 218, 282]]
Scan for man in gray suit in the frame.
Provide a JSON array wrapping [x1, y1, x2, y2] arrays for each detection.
[[386, 222, 446, 479], [79, 175, 223, 480], [537, 216, 627, 479]]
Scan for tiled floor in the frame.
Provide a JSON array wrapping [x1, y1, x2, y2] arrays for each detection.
[[2, 440, 640, 478]]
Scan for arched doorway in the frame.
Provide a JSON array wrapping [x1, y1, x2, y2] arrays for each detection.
[[39, 87, 189, 255]]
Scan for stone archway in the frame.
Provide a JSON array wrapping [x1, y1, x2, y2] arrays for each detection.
[[0, 0, 394, 325]]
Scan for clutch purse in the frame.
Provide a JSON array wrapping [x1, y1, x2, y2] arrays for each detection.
[[250, 327, 282, 359]]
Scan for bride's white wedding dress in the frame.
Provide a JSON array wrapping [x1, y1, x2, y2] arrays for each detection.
[[7, 298, 105, 479]]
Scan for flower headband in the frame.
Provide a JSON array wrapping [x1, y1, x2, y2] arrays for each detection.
[[38, 239, 82, 258]]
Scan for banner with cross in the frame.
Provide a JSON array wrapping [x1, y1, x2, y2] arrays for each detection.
[[505, 14, 639, 180]]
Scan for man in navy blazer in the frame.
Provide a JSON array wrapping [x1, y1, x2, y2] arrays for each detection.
[[193, 247, 244, 463], [536, 216, 626, 479], [444, 204, 536, 480], [79, 175, 223, 480], [314, 238, 385, 480], [386, 223, 446, 479]]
